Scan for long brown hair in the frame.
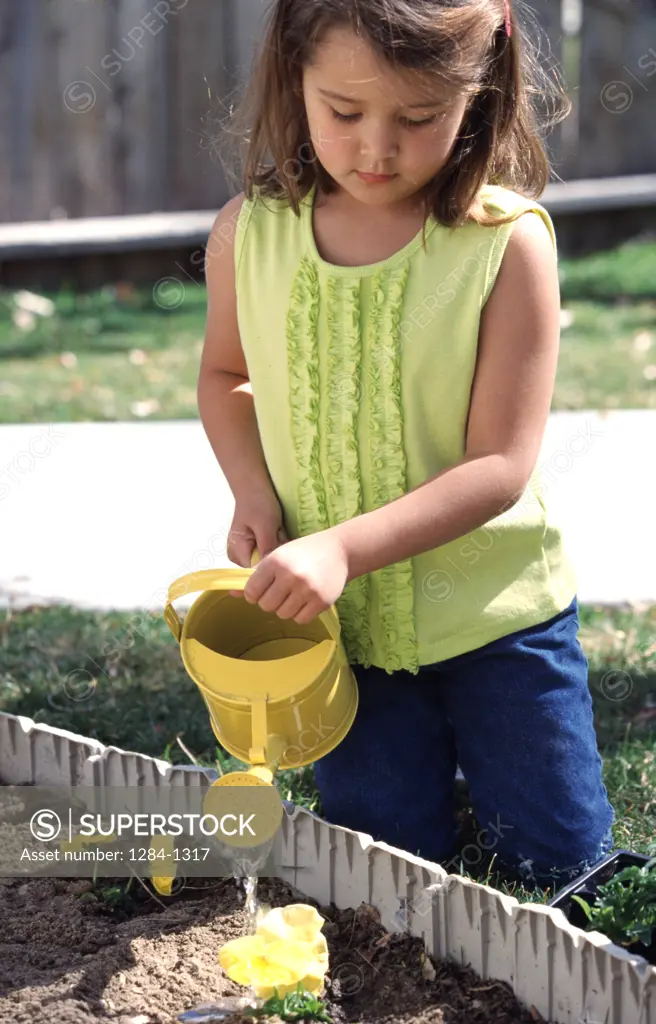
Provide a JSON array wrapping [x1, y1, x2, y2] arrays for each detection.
[[220, 0, 571, 229]]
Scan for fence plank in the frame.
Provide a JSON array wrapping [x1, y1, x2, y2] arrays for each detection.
[[577, 0, 656, 177], [524, 0, 569, 178], [31, 3, 62, 220], [621, 7, 656, 174], [170, 0, 230, 211], [109, 0, 175, 214], [5, 1, 41, 221], [49, 0, 116, 217], [232, 0, 270, 83], [0, 3, 16, 220]]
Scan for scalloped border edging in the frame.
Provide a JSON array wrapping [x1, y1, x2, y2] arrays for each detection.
[[0, 711, 654, 1024]]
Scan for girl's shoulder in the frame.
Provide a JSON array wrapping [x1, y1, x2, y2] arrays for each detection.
[[236, 184, 308, 254], [476, 183, 549, 219], [234, 185, 308, 282], [243, 183, 299, 216], [470, 183, 555, 252]]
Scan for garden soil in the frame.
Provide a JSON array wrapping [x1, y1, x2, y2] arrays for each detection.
[[0, 874, 550, 1024]]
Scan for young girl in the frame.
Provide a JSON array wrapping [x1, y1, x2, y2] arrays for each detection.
[[198, 0, 614, 888]]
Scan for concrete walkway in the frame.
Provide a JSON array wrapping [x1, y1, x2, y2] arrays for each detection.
[[0, 411, 654, 611]]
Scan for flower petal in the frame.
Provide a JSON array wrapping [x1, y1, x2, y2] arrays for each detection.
[[248, 957, 301, 997], [256, 904, 326, 944], [218, 935, 268, 973], [298, 967, 327, 996], [151, 875, 174, 896], [310, 933, 329, 963], [264, 940, 329, 993], [264, 938, 315, 967]]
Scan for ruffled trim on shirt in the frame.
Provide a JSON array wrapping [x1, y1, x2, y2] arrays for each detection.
[[367, 266, 420, 674], [286, 256, 419, 675], [286, 256, 329, 535], [325, 276, 373, 667]]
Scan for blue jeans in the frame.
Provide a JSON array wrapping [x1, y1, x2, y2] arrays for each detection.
[[314, 597, 615, 888]]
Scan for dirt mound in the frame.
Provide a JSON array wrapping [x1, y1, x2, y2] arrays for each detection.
[[0, 875, 548, 1024]]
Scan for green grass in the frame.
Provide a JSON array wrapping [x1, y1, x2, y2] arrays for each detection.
[[1, 602, 655, 905], [559, 240, 656, 303], [0, 603, 322, 812], [0, 241, 655, 422], [0, 283, 206, 423], [556, 300, 656, 410]]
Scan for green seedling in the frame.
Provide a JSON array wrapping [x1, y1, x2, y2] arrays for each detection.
[[91, 875, 137, 912], [100, 885, 128, 907], [249, 984, 332, 1023], [572, 858, 656, 948]]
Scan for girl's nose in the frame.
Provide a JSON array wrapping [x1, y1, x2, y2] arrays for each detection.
[[360, 121, 400, 161]]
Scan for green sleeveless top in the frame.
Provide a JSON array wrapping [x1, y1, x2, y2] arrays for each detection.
[[234, 183, 577, 674]]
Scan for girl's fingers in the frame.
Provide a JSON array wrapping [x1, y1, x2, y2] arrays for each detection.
[[255, 579, 296, 613], [293, 602, 324, 625], [274, 593, 308, 620]]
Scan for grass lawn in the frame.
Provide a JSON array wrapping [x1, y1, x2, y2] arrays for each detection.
[[0, 284, 206, 423], [0, 241, 655, 422], [1, 601, 654, 903]]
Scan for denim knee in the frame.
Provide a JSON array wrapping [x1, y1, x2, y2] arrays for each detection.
[[432, 597, 616, 886], [313, 665, 459, 862]]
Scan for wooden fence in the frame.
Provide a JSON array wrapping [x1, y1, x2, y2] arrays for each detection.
[[533, 0, 656, 181], [0, 0, 654, 223]]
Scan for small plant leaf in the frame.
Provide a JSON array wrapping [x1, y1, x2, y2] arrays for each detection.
[[571, 895, 594, 921], [571, 860, 656, 948], [633, 925, 654, 947], [251, 984, 332, 1023]]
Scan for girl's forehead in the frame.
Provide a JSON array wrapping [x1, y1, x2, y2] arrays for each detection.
[[308, 24, 471, 103], [306, 65, 466, 110]]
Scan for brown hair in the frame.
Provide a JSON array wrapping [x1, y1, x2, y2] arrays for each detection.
[[220, 0, 571, 229]]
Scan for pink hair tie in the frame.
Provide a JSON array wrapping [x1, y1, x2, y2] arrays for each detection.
[[504, 0, 512, 37]]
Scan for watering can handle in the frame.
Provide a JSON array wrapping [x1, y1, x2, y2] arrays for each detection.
[[163, 548, 342, 646]]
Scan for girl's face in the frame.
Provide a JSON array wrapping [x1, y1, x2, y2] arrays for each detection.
[[302, 25, 471, 208]]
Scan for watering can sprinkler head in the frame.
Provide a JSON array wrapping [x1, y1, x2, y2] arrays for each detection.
[[204, 770, 284, 848], [214, 766, 275, 787]]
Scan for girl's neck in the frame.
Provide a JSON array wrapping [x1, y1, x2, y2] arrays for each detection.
[[317, 181, 427, 222], [311, 181, 432, 268]]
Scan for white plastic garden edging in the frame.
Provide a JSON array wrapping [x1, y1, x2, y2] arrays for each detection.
[[1, 710, 654, 1024]]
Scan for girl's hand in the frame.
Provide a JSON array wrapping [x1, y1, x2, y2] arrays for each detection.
[[235, 531, 350, 624], [227, 489, 288, 568]]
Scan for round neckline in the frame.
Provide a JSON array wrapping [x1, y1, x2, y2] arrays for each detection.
[[302, 182, 439, 278]]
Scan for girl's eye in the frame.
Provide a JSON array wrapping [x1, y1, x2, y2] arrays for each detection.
[[331, 109, 361, 123], [330, 108, 437, 128], [401, 115, 438, 128]]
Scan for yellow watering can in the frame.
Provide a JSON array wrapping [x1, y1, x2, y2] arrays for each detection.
[[164, 550, 359, 789]]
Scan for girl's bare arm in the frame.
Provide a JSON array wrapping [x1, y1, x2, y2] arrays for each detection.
[[198, 194, 277, 503]]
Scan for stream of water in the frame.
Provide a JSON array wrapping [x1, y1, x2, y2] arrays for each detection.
[[242, 874, 259, 931], [177, 772, 284, 1022], [177, 865, 265, 1022], [177, 873, 262, 1023]]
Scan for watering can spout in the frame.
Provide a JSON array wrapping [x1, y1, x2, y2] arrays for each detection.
[[215, 733, 287, 789]]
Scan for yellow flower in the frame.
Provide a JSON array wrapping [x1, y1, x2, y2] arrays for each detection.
[[151, 875, 174, 897], [149, 835, 176, 896], [218, 903, 329, 999]]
